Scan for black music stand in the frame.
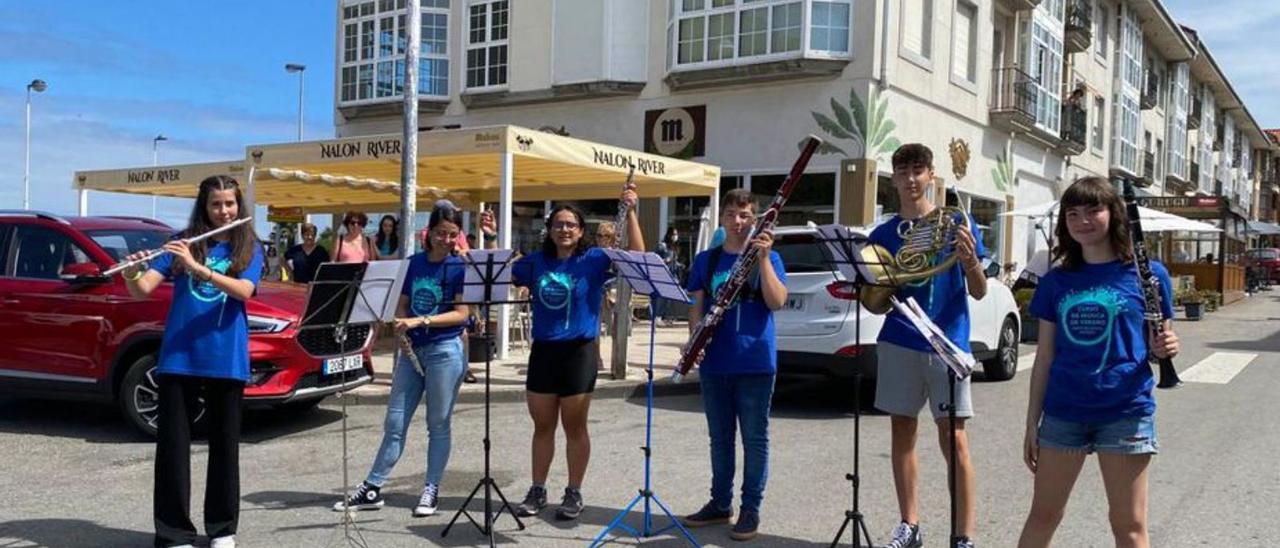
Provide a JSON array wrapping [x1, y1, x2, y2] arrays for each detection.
[[299, 260, 407, 548], [590, 249, 700, 548], [441, 249, 526, 547], [812, 224, 896, 548]]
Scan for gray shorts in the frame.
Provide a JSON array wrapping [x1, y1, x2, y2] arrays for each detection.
[[874, 342, 974, 421]]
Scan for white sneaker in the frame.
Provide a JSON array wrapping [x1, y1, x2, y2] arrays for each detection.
[[413, 483, 439, 517], [210, 535, 236, 548]]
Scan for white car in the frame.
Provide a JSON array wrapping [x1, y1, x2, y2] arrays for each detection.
[[771, 225, 1021, 384]]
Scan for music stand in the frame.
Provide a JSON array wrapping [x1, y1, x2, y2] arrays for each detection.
[[812, 224, 893, 548], [299, 260, 409, 548], [589, 249, 700, 547], [441, 249, 526, 547]]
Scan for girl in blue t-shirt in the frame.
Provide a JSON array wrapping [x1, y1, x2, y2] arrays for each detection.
[[508, 183, 642, 521], [1018, 177, 1181, 548], [122, 175, 264, 548], [334, 203, 474, 518]]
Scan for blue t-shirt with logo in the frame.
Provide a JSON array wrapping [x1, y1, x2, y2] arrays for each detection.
[[868, 212, 986, 353], [1029, 259, 1174, 423], [512, 247, 613, 341], [402, 253, 467, 346], [685, 247, 787, 375], [150, 240, 264, 382]]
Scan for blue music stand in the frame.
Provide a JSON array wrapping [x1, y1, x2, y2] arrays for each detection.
[[590, 249, 700, 548]]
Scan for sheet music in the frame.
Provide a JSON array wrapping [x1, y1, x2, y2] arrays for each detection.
[[814, 224, 878, 284], [891, 296, 975, 379], [602, 249, 691, 303], [461, 249, 516, 303], [348, 259, 410, 324]]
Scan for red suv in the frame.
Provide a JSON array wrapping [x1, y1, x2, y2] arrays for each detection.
[[1245, 248, 1280, 282], [0, 211, 373, 437]]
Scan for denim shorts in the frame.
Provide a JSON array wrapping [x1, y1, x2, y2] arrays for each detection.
[[1037, 414, 1159, 455]]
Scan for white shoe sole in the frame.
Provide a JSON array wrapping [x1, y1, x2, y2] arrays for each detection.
[[332, 501, 384, 512], [412, 506, 437, 517]]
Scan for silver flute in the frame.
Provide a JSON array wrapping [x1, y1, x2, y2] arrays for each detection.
[[105, 217, 254, 277]]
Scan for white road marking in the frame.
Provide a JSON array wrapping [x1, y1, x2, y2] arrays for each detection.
[[1018, 351, 1037, 371], [1180, 352, 1258, 384]]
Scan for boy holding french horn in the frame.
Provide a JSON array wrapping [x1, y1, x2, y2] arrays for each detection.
[[870, 144, 986, 548]]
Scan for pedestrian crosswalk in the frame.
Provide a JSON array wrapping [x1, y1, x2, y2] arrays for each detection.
[[1013, 350, 1260, 384], [1180, 352, 1258, 384]]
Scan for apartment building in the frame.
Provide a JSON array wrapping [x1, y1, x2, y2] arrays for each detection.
[[329, 0, 1276, 272]]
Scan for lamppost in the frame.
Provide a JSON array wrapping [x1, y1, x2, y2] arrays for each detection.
[[23, 78, 48, 210], [151, 134, 167, 219], [285, 63, 305, 141]]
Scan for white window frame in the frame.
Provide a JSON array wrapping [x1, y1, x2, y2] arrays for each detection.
[[949, 0, 979, 91], [1093, 0, 1108, 64], [1111, 6, 1142, 175], [1092, 95, 1106, 154], [899, 0, 934, 69], [1025, 7, 1063, 135], [465, 0, 510, 92], [668, 0, 851, 72], [1165, 62, 1189, 181], [339, 0, 450, 105], [957, 189, 1007, 265]]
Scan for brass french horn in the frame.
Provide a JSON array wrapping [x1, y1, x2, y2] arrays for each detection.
[[860, 206, 969, 314]]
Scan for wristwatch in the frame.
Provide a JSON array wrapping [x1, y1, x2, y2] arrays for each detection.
[[420, 315, 432, 328]]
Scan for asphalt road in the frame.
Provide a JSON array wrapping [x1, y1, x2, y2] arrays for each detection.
[[2, 291, 1278, 547]]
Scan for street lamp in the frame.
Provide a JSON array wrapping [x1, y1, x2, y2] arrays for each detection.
[[152, 134, 168, 219], [23, 78, 48, 210], [285, 63, 306, 141]]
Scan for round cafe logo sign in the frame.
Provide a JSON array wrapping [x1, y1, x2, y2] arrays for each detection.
[[651, 107, 696, 157]]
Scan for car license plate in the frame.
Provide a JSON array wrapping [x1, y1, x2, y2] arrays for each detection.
[[784, 294, 805, 311], [323, 354, 363, 376]]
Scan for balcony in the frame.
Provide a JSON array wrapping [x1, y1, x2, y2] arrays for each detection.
[[998, 0, 1042, 11], [1056, 103, 1088, 156], [1187, 98, 1203, 129], [990, 67, 1039, 134], [1064, 0, 1093, 54], [1140, 72, 1159, 110], [1142, 151, 1156, 185]]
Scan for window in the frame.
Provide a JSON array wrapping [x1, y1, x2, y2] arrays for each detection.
[[339, 0, 450, 103], [466, 0, 509, 89], [751, 173, 836, 226], [951, 1, 977, 84], [11, 227, 87, 281], [967, 194, 1004, 259], [901, 0, 933, 61], [1026, 15, 1063, 133], [1113, 93, 1140, 174], [1093, 2, 1107, 58], [670, 0, 847, 68], [1092, 95, 1105, 151], [1166, 63, 1190, 180], [811, 2, 850, 53]]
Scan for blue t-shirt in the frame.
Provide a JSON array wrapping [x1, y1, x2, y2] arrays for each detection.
[[685, 247, 787, 375], [150, 240, 264, 382], [512, 247, 613, 341], [402, 253, 467, 346], [1029, 259, 1174, 423], [868, 212, 986, 353]]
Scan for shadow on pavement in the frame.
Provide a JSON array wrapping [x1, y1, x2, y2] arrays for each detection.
[[0, 519, 151, 548], [626, 377, 884, 421]]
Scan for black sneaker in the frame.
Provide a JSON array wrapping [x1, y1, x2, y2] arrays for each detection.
[[412, 483, 439, 517], [881, 521, 923, 548], [514, 485, 547, 517], [681, 501, 733, 527], [729, 508, 759, 541], [955, 536, 976, 548], [332, 481, 384, 512], [555, 487, 584, 520]]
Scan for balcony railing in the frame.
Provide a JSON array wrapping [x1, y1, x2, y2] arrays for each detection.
[[1140, 72, 1159, 110], [990, 67, 1038, 131], [1058, 102, 1088, 155], [1188, 98, 1203, 129], [1064, 0, 1093, 53]]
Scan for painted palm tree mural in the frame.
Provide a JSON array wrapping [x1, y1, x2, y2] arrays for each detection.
[[992, 152, 1015, 192], [804, 87, 900, 162]]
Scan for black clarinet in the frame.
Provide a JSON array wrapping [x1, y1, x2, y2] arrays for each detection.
[[1121, 179, 1182, 389]]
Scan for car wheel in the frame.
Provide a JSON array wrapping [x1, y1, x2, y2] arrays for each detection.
[[119, 354, 205, 438], [982, 316, 1019, 382]]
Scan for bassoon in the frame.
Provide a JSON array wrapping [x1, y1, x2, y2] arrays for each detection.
[[1121, 178, 1183, 389], [672, 136, 822, 382]]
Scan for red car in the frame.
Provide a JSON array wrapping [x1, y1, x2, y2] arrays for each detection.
[[1245, 248, 1280, 282], [0, 211, 373, 437]]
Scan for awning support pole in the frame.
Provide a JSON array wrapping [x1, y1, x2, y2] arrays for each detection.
[[497, 151, 513, 360]]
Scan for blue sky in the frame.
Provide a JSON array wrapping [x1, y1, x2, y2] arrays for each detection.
[[1, 1, 1276, 232]]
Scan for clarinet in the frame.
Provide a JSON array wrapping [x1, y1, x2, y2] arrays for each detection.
[[672, 135, 822, 382], [1121, 179, 1183, 389]]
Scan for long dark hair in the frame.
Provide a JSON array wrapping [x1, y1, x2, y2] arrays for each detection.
[[542, 204, 589, 258], [375, 214, 399, 252], [183, 175, 259, 277], [425, 203, 464, 253], [1052, 176, 1133, 270], [663, 226, 678, 246]]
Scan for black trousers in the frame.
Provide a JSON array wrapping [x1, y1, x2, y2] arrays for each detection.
[[154, 374, 244, 547]]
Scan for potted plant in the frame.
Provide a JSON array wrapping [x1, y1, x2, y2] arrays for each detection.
[[1015, 288, 1038, 341], [1203, 290, 1222, 312], [1180, 288, 1205, 320]]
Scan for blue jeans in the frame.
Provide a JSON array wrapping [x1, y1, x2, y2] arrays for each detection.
[[366, 336, 465, 487], [1038, 413, 1159, 455], [699, 372, 775, 513]]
